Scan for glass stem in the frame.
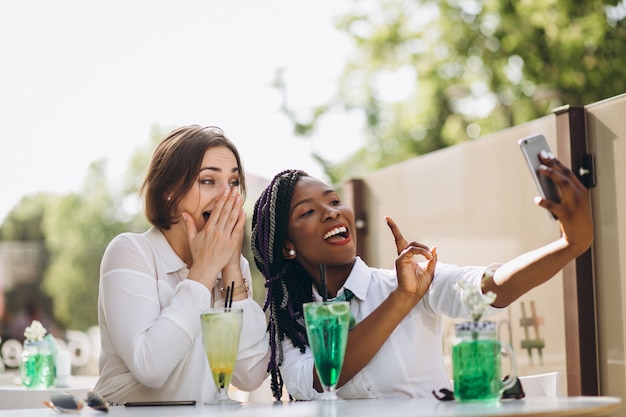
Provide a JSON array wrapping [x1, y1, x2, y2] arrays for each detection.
[[217, 387, 229, 401]]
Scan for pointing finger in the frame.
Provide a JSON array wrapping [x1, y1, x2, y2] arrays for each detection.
[[385, 216, 409, 255]]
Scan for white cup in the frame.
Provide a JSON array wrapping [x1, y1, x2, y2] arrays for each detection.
[[55, 350, 72, 388]]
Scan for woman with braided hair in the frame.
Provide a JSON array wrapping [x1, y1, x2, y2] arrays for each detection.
[[251, 161, 592, 400]]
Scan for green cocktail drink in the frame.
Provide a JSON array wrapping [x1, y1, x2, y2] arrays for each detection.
[[452, 321, 517, 402], [200, 308, 243, 404], [303, 301, 350, 400], [453, 338, 502, 401]]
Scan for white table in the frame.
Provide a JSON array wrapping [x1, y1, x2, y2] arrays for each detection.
[[0, 396, 621, 417], [0, 374, 98, 410]]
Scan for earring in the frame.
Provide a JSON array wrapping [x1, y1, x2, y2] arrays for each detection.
[[167, 195, 172, 201], [288, 249, 296, 257]]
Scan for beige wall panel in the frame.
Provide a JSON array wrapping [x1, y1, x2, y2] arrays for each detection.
[[585, 93, 626, 403], [356, 115, 568, 389]]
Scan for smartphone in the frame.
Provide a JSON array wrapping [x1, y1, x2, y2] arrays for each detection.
[[518, 134, 560, 213], [124, 400, 196, 407]]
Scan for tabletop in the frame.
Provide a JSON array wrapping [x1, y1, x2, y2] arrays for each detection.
[[0, 374, 98, 410], [0, 396, 621, 417]]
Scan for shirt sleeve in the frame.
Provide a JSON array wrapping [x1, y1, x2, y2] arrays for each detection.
[[99, 234, 212, 389], [278, 338, 318, 400], [422, 262, 502, 318]]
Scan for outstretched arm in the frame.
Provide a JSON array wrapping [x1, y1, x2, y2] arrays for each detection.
[[482, 152, 593, 307]]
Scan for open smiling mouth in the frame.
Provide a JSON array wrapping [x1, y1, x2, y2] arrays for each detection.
[[323, 226, 349, 242]]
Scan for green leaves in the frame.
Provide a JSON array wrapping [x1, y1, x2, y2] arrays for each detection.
[[278, 0, 626, 181]]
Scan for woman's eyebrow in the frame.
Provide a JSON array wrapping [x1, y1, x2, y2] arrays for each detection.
[[199, 166, 240, 173], [291, 189, 335, 211]]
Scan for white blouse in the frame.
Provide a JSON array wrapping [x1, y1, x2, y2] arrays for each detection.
[[94, 227, 269, 405], [280, 257, 497, 400]]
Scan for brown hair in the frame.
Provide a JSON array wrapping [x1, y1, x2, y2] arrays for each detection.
[[140, 125, 246, 230]]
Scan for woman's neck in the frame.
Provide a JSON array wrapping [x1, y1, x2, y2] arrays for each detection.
[[311, 259, 356, 298]]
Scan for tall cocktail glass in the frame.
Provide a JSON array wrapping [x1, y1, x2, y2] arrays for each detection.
[[200, 307, 243, 405], [303, 301, 350, 400]]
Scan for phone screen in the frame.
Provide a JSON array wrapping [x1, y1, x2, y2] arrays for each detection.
[[518, 134, 560, 214]]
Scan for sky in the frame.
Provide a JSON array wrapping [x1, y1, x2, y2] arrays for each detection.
[[0, 0, 365, 223]]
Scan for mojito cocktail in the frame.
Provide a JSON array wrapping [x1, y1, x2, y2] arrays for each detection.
[[200, 307, 243, 404], [303, 301, 350, 400]]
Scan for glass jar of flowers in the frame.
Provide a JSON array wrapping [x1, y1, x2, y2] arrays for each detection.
[[451, 274, 517, 402], [19, 320, 56, 389]]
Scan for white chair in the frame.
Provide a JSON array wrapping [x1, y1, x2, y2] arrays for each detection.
[[518, 371, 563, 397]]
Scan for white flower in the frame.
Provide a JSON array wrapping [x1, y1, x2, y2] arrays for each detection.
[[24, 320, 47, 342], [454, 277, 497, 322]]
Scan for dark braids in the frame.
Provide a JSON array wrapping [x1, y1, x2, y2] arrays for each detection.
[[251, 169, 315, 401]]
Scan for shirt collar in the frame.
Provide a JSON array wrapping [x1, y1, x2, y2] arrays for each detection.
[[311, 257, 370, 302], [342, 257, 369, 301], [144, 227, 187, 274]]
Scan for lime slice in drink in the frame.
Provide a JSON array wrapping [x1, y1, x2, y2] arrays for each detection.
[[327, 302, 349, 316], [305, 304, 319, 317]]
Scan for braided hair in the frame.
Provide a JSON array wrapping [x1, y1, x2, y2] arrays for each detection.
[[251, 169, 315, 400]]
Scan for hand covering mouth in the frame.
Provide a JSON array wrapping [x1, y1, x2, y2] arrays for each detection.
[[323, 225, 349, 242], [203, 212, 210, 221]]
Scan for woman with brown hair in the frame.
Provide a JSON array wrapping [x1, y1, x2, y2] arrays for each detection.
[[94, 125, 269, 405]]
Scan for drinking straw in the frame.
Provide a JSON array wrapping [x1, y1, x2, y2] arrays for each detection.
[[319, 264, 328, 302], [228, 280, 235, 308], [224, 285, 231, 309]]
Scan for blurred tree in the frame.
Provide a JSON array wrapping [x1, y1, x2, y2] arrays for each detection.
[[41, 160, 128, 330], [0, 125, 167, 331], [0, 193, 59, 242], [277, 0, 626, 180], [0, 193, 57, 339]]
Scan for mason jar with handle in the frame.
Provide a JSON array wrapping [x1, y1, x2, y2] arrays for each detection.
[[452, 320, 517, 402]]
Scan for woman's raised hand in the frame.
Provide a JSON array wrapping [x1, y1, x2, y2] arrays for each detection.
[[535, 153, 593, 256], [385, 216, 437, 303], [183, 188, 246, 289]]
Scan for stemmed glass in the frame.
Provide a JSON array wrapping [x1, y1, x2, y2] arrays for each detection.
[[303, 301, 351, 400], [200, 307, 244, 405]]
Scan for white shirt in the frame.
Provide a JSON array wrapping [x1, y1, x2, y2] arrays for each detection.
[[280, 257, 497, 400], [94, 227, 269, 405]]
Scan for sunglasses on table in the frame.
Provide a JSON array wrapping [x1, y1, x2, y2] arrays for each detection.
[[43, 391, 109, 414]]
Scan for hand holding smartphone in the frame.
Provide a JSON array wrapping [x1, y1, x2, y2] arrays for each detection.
[[518, 134, 560, 219]]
